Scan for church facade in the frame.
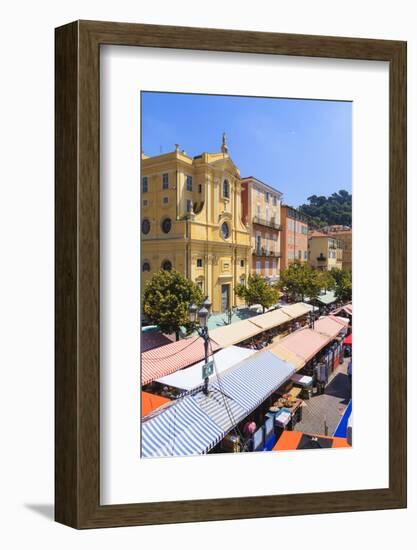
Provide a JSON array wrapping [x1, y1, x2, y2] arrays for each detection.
[[141, 136, 251, 313]]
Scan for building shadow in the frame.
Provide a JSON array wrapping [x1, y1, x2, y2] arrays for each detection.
[[24, 503, 54, 521], [325, 372, 350, 404]]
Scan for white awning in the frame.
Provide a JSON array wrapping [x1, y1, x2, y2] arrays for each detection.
[[155, 346, 256, 391]]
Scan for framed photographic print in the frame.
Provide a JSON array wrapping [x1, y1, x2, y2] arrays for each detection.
[[55, 20, 406, 528]]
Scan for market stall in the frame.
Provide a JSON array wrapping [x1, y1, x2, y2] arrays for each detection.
[[269, 328, 332, 371], [141, 336, 221, 386], [209, 319, 263, 348], [154, 345, 256, 392], [141, 396, 226, 457]]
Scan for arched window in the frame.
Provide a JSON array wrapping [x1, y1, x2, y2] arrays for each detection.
[[161, 218, 172, 234], [223, 179, 230, 198], [142, 262, 151, 272], [141, 218, 150, 235], [162, 260, 172, 271]]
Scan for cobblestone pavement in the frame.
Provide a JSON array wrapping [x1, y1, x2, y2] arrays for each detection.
[[294, 359, 351, 436]]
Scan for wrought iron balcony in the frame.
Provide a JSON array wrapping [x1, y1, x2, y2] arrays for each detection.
[[253, 248, 282, 258], [252, 216, 281, 230]]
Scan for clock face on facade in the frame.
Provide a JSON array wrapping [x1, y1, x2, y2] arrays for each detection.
[[162, 218, 172, 234], [221, 221, 230, 240]]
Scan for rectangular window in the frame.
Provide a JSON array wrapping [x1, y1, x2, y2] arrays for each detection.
[[265, 192, 269, 203], [186, 175, 192, 191], [142, 176, 148, 193], [197, 258, 203, 267], [298, 250, 302, 259], [186, 199, 192, 212], [273, 196, 278, 206], [272, 260, 277, 274], [163, 197, 168, 204], [198, 184, 202, 193], [265, 260, 269, 275], [240, 259, 245, 267], [256, 261, 261, 274], [256, 235, 262, 253], [143, 199, 148, 207], [304, 250, 308, 260], [162, 173, 169, 189]]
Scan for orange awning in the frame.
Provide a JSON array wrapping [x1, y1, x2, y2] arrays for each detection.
[[141, 391, 171, 418], [273, 430, 350, 451]]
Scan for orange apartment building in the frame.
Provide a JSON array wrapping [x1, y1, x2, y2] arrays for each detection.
[[241, 177, 283, 282], [280, 205, 309, 270]]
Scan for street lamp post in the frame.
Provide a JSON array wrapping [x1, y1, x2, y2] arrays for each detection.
[[189, 297, 212, 395]]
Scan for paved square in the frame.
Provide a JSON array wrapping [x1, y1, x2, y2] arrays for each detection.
[[294, 358, 351, 436]]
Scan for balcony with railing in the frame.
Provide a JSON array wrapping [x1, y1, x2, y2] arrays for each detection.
[[253, 247, 282, 258], [252, 216, 281, 230]]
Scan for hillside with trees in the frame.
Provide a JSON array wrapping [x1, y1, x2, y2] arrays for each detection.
[[299, 189, 352, 227]]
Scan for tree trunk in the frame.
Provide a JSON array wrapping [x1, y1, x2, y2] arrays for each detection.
[[175, 330, 180, 341]]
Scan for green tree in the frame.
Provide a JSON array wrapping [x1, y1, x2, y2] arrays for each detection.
[[278, 260, 322, 302], [318, 270, 335, 292], [235, 274, 280, 312], [299, 189, 352, 227], [142, 269, 203, 340], [329, 268, 352, 302]]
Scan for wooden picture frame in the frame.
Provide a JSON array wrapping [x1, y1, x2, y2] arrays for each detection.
[[55, 20, 407, 528]]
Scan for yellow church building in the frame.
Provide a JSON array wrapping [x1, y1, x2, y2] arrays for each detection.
[[141, 136, 251, 313]]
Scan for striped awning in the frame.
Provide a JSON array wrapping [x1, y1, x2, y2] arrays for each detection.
[[141, 397, 224, 458], [142, 350, 295, 458], [141, 336, 220, 386], [193, 388, 246, 433], [270, 327, 331, 368], [141, 331, 174, 352], [212, 351, 295, 413], [155, 346, 256, 391]]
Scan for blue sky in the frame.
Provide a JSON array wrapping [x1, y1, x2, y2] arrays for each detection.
[[141, 92, 352, 207]]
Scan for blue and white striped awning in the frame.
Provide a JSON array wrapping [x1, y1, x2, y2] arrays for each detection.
[[193, 388, 246, 433], [142, 351, 295, 458], [212, 351, 295, 414], [141, 395, 224, 458]]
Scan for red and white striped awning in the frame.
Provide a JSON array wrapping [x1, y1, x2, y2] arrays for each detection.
[[141, 336, 220, 386]]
